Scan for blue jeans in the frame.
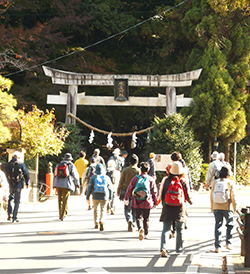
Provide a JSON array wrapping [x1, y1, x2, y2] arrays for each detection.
[[213, 209, 234, 248], [124, 200, 136, 225], [7, 188, 21, 221], [160, 220, 184, 253]]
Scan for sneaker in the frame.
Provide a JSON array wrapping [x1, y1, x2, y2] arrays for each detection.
[[144, 234, 148, 239], [7, 215, 11, 221], [88, 206, 92, 210], [161, 249, 167, 257], [110, 209, 115, 215], [12, 219, 19, 223], [128, 221, 133, 232], [215, 248, 220, 253], [139, 228, 144, 241], [94, 224, 99, 229], [226, 244, 233, 250], [100, 222, 104, 231]]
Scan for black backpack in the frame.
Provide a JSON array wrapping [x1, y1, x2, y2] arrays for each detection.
[[7, 161, 23, 184]]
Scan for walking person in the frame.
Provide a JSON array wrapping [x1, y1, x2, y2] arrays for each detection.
[[106, 148, 123, 214], [5, 151, 30, 223], [210, 166, 237, 253], [0, 163, 9, 213], [171, 151, 193, 191], [85, 158, 96, 210], [74, 151, 89, 195], [206, 151, 224, 189], [86, 163, 112, 231], [124, 162, 158, 240], [117, 154, 141, 232], [147, 152, 156, 180], [89, 148, 106, 168], [53, 153, 80, 221], [159, 162, 192, 257]]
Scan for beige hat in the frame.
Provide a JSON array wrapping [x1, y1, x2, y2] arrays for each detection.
[[170, 162, 185, 176]]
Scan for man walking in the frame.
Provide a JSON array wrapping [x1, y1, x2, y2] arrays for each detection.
[[86, 163, 112, 231], [124, 162, 158, 240], [206, 151, 224, 188], [117, 154, 140, 232], [54, 153, 80, 221], [210, 166, 238, 252], [5, 151, 30, 223], [74, 151, 89, 195]]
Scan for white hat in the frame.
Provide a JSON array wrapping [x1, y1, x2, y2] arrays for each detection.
[[170, 162, 185, 176], [13, 151, 21, 159], [211, 151, 219, 160], [113, 148, 120, 155]]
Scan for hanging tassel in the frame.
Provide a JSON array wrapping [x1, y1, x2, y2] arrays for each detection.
[[107, 132, 113, 148], [132, 132, 137, 148], [89, 130, 95, 144]]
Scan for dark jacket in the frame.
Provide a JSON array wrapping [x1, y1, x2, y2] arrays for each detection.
[[86, 163, 112, 201], [159, 175, 192, 223], [117, 165, 141, 194], [147, 158, 156, 178], [4, 157, 30, 189]]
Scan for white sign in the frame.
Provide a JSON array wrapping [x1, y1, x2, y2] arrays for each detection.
[[155, 154, 172, 171]]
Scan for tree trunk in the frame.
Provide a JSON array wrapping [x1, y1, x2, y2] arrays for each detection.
[[225, 142, 230, 162]]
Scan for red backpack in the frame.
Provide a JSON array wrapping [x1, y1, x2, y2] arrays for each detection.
[[165, 178, 184, 206]]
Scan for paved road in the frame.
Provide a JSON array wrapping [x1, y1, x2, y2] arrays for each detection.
[[0, 187, 248, 274]]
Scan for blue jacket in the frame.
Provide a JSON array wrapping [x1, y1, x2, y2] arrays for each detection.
[[86, 163, 112, 201], [4, 157, 30, 189], [53, 160, 79, 191]]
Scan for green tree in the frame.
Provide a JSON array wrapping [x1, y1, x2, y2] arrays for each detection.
[[147, 113, 203, 187], [0, 75, 17, 144], [38, 123, 87, 181], [17, 105, 69, 158], [188, 45, 247, 159]]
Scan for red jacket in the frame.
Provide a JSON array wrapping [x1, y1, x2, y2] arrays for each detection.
[[124, 173, 158, 209]]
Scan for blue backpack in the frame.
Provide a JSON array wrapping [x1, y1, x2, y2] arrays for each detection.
[[93, 175, 106, 193], [133, 175, 150, 201]]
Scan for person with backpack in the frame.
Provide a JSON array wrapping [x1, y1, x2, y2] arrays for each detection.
[[53, 153, 80, 221], [210, 166, 238, 253], [205, 151, 224, 189], [86, 163, 112, 231], [124, 162, 158, 241], [159, 161, 192, 257], [106, 148, 123, 215], [4, 151, 30, 223], [117, 154, 141, 232]]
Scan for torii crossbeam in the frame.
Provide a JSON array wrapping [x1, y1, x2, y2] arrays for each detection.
[[43, 66, 202, 124]]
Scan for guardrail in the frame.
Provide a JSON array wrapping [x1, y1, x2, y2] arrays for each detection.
[[236, 207, 250, 267]]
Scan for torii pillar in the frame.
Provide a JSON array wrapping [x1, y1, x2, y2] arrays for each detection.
[[43, 66, 202, 124]]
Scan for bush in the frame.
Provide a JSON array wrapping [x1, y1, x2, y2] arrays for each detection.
[[146, 113, 203, 188], [200, 163, 209, 184], [236, 145, 250, 185]]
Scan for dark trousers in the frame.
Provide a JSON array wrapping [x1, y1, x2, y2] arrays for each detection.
[[134, 208, 150, 235], [56, 187, 71, 218], [7, 188, 21, 221]]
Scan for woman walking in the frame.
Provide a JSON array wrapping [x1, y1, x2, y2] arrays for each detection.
[[159, 162, 192, 257]]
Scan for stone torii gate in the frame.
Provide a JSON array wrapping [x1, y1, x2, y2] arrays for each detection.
[[43, 66, 202, 124]]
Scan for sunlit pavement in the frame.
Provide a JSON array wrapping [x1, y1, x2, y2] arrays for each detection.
[[0, 186, 248, 274]]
